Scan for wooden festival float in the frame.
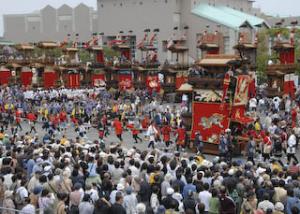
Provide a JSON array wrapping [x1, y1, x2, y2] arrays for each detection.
[[57, 35, 83, 89], [161, 27, 190, 96], [85, 33, 106, 87], [132, 29, 161, 92], [33, 41, 59, 88], [265, 25, 297, 98], [8, 43, 35, 87], [186, 54, 254, 154], [105, 32, 133, 90]]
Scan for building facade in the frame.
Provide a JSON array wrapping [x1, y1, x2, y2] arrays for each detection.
[[3, 0, 269, 62], [3, 3, 98, 43], [97, 0, 268, 62]]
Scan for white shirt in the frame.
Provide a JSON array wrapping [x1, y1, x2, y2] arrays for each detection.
[[20, 204, 36, 214], [85, 189, 99, 203], [198, 190, 212, 212], [288, 134, 297, 154], [17, 186, 29, 200], [147, 125, 158, 142]]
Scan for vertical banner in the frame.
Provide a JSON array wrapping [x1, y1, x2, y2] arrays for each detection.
[[284, 73, 296, 99], [233, 75, 250, 106], [68, 74, 80, 88], [191, 102, 230, 142]]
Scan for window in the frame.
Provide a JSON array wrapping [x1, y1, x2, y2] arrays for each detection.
[[224, 36, 230, 54]]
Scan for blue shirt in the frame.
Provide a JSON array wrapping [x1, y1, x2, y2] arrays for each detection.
[[182, 184, 196, 199]]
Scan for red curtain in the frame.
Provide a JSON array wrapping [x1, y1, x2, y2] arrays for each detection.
[[96, 51, 104, 64], [191, 102, 230, 141], [0, 70, 11, 85], [92, 74, 105, 86], [68, 74, 80, 88], [176, 76, 188, 89], [21, 71, 33, 86], [280, 49, 295, 64], [146, 75, 160, 93], [44, 72, 57, 89], [118, 74, 132, 90]]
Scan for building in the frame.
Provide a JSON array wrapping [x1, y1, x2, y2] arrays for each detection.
[[3, 3, 98, 43], [97, 0, 269, 62], [3, 0, 269, 62]]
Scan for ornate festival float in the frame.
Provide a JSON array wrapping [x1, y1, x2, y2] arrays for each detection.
[[35, 41, 59, 88], [186, 53, 254, 154], [265, 22, 298, 98], [85, 33, 106, 88], [133, 29, 161, 93], [161, 27, 190, 98], [58, 34, 83, 88], [105, 31, 134, 90]]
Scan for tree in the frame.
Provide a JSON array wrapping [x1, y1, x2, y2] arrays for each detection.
[[256, 30, 269, 83]]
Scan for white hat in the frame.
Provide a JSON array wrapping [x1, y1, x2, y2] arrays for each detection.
[[228, 169, 235, 176], [117, 183, 125, 191], [166, 187, 174, 195], [136, 203, 146, 213], [275, 202, 284, 211]]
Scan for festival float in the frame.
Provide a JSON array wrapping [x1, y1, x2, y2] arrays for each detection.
[[187, 54, 254, 154], [12, 44, 35, 87], [59, 34, 82, 88], [161, 27, 190, 97], [85, 33, 106, 88], [105, 31, 133, 90], [265, 24, 297, 98], [133, 29, 160, 92], [35, 41, 59, 88]]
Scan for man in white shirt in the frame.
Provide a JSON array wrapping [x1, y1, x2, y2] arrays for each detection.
[[147, 121, 158, 149], [287, 130, 299, 164], [198, 183, 212, 212]]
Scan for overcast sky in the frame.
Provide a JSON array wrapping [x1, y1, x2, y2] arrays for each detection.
[[0, 0, 299, 37]]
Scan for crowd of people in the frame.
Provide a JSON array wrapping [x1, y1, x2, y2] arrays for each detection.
[[0, 86, 299, 214]]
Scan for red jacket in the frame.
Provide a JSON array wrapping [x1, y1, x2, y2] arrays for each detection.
[[114, 119, 123, 135], [161, 125, 171, 142]]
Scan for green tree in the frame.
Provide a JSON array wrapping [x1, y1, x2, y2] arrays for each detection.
[[103, 46, 120, 59], [256, 30, 269, 83]]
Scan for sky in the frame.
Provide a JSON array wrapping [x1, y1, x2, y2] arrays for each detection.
[[0, 0, 299, 37]]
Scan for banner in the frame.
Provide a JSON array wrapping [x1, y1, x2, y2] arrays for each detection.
[[233, 75, 250, 106], [0, 70, 11, 85], [21, 71, 33, 87], [191, 102, 230, 142], [119, 74, 132, 90], [44, 72, 57, 88], [284, 73, 296, 99], [147, 75, 160, 92], [92, 74, 105, 87]]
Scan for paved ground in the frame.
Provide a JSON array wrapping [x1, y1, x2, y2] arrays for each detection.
[[7, 119, 300, 165]]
